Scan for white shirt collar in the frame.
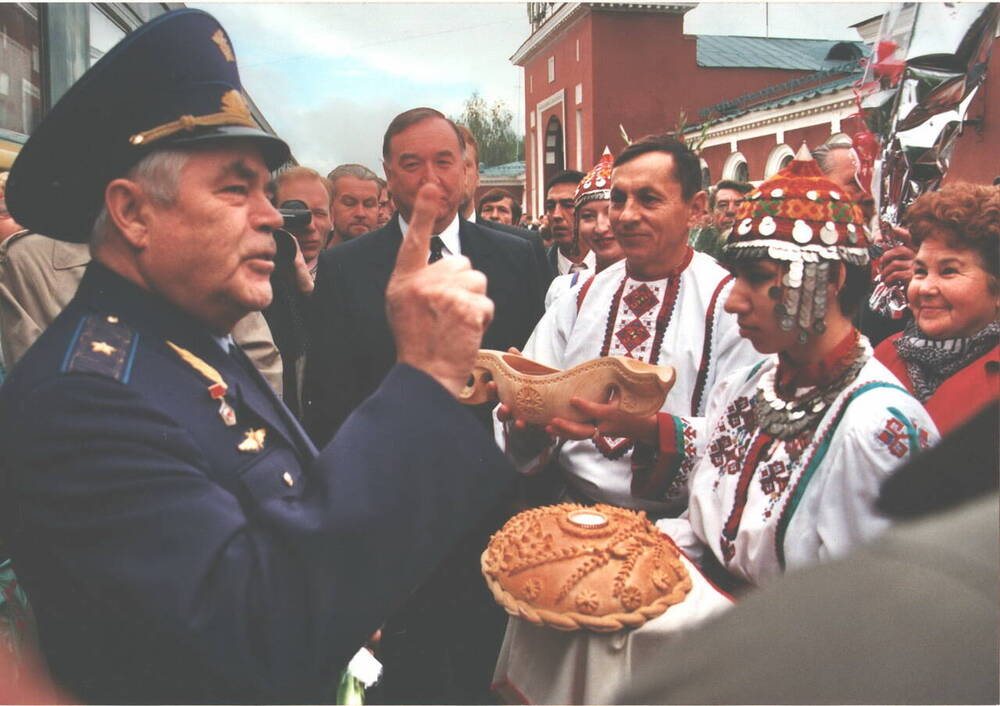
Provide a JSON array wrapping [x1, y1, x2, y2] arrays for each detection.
[[397, 212, 461, 257], [212, 334, 236, 353], [556, 247, 596, 275]]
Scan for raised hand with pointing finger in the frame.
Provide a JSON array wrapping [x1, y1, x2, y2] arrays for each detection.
[[386, 182, 494, 397]]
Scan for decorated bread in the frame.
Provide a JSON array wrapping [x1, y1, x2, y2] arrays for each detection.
[[482, 503, 691, 632]]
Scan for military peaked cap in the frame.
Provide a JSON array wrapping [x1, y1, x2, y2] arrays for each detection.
[[6, 8, 290, 242]]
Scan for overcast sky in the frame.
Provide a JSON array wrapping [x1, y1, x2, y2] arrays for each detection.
[[192, 2, 887, 175]]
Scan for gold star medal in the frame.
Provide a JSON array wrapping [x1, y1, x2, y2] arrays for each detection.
[[166, 341, 238, 427]]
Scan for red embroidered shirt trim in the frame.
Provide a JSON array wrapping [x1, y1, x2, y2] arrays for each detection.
[[691, 274, 734, 416], [720, 431, 775, 564], [593, 250, 691, 459]]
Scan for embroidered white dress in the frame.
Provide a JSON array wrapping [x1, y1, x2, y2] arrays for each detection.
[[656, 354, 939, 585], [498, 249, 760, 516]]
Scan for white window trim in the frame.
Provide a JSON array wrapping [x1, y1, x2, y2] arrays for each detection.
[[722, 151, 748, 181], [534, 89, 566, 215], [764, 144, 795, 178]]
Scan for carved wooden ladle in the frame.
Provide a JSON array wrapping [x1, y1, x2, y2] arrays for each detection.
[[459, 350, 676, 425]]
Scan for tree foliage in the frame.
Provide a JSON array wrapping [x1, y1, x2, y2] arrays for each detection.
[[452, 91, 524, 167]]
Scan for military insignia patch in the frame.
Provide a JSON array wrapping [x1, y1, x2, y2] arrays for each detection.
[[238, 428, 266, 453], [62, 314, 138, 382]]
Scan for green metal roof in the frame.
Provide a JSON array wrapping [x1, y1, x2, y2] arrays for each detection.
[[479, 161, 525, 177], [687, 71, 862, 132], [697, 35, 868, 71]]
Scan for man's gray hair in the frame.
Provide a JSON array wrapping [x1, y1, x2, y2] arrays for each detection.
[[811, 138, 853, 177], [326, 164, 379, 195], [91, 149, 190, 246]]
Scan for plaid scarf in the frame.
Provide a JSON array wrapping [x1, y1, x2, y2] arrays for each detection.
[[893, 319, 1000, 402]]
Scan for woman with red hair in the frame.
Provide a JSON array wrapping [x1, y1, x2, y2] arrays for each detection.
[[875, 183, 1000, 435]]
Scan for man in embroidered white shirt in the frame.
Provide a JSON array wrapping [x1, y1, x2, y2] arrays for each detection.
[[498, 135, 759, 519]]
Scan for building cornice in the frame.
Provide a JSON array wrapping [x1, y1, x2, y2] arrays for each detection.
[[699, 88, 856, 148], [512, 3, 588, 66], [511, 2, 694, 66], [481, 173, 526, 187]]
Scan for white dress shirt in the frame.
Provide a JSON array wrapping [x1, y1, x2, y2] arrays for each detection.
[[398, 212, 461, 259], [556, 247, 596, 276]]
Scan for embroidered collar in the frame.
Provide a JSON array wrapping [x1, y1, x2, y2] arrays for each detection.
[[624, 245, 694, 282], [776, 329, 861, 392], [754, 333, 871, 440]]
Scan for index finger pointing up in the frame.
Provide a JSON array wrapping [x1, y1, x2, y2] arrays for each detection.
[[393, 182, 443, 275]]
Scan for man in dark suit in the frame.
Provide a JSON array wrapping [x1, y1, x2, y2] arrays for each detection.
[[543, 169, 593, 277], [454, 123, 553, 294], [305, 109, 544, 704], [0, 13, 513, 703], [306, 108, 545, 445]]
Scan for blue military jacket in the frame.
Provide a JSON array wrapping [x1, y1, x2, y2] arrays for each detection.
[[0, 262, 514, 703]]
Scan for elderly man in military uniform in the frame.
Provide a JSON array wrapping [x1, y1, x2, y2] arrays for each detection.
[[0, 9, 512, 704]]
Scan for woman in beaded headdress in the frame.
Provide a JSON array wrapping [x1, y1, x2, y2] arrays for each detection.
[[562, 144, 939, 589], [543, 148, 625, 307]]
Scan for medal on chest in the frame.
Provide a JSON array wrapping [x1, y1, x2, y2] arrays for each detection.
[[208, 382, 238, 426], [166, 340, 240, 428]]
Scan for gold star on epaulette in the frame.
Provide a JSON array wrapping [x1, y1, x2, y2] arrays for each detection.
[[91, 341, 116, 355]]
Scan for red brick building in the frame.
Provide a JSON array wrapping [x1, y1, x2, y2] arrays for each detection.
[[694, 12, 1000, 189], [513, 3, 999, 216]]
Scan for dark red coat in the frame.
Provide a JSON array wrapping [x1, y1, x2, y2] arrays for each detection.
[[875, 333, 1000, 436]]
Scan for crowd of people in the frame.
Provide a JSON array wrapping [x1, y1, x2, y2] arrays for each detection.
[[0, 8, 996, 705]]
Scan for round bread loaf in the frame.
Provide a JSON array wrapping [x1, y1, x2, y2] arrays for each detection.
[[482, 503, 691, 632]]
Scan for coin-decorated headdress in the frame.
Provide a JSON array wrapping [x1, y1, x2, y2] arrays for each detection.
[[723, 143, 871, 342], [574, 147, 614, 208]]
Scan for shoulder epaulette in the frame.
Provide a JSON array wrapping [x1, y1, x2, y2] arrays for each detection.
[[61, 313, 140, 383], [0, 229, 33, 263]]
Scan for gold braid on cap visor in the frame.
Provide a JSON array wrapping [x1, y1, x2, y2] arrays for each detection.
[[128, 90, 256, 146]]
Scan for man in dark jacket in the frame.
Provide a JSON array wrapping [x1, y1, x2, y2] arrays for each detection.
[[0, 13, 513, 703]]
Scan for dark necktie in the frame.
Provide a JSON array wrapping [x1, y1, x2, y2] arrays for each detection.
[[429, 236, 445, 263], [228, 342, 254, 377], [568, 261, 589, 274]]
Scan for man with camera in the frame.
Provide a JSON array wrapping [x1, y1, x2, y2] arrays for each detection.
[[260, 168, 333, 416], [271, 167, 333, 281]]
